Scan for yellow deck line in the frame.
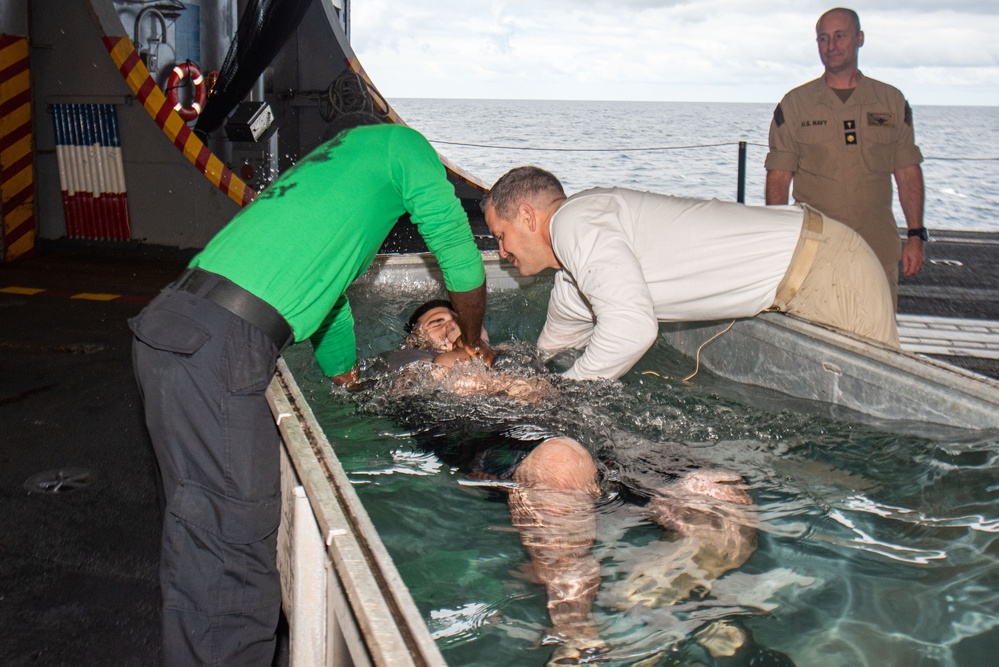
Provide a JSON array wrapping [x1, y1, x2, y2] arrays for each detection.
[[70, 293, 122, 301]]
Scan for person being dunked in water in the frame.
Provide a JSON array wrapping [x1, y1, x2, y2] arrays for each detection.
[[364, 300, 795, 666]]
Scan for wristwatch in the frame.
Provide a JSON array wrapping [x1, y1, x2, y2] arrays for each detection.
[[907, 227, 929, 241]]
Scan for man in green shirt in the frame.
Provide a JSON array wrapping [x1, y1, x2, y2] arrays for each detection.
[[130, 115, 492, 667]]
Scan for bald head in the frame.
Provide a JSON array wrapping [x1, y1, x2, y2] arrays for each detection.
[[817, 7, 861, 34], [816, 7, 864, 81]]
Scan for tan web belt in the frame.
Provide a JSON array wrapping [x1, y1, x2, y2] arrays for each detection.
[[771, 205, 824, 310]]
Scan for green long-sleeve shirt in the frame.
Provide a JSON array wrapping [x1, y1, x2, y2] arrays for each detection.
[[191, 124, 485, 376]]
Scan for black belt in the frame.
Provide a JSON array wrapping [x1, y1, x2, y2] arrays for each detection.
[[174, 268, 293, 350]]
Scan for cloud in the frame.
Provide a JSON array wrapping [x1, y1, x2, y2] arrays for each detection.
[[350, 1, 999, 105], [858, 0, 999, 14]]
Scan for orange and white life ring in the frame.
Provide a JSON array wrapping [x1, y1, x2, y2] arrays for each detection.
[[166, 62, 207, 122]]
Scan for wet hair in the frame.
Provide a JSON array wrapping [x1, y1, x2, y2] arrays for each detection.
[[480, 166, 566, 220], [405, 299, 454, 333], [818, 7, 861, 34]]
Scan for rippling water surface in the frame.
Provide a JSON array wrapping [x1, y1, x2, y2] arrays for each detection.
[[388, 98, 999, 233], [285, 281, 999, 667]]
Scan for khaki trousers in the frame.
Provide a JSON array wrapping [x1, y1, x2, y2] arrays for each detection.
[[772, 207, 900, 348]]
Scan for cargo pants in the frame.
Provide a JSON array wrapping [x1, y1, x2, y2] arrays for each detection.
[[130, 283, 283, 667]]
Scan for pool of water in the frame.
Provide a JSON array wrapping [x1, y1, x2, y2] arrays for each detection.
[[285, 280, 999, 667]]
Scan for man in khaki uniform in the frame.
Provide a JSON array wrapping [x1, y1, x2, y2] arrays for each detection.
[[765, 7, 926, 308]]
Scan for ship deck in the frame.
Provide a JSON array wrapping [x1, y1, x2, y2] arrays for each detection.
[[1, 231, 997, 666]]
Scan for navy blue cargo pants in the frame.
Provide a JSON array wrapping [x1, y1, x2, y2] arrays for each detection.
[[130, 281, 283, 667]]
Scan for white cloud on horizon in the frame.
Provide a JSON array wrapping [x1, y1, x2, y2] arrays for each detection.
[[349, 1, 999, 106]]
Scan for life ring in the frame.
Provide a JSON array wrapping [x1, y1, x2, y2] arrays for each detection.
[[166, 62, 207, 122]]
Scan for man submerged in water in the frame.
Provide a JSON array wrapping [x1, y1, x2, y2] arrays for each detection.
[[369, 300, 795, 666], [385, 298, 552, 400]]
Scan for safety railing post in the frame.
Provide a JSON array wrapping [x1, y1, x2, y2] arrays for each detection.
[[737, 140, 747, 203]]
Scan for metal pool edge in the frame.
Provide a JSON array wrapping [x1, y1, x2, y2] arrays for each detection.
[[268, 358, 447, 667], [357, 251, 542, 290], [660, 314, 999, 429]]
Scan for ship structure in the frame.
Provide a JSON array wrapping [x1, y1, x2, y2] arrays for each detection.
[[1, 1, 997, 665]]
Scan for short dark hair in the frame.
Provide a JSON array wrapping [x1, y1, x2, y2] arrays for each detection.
[[480, 166, 566, 220], [405, 299, 453, 333]]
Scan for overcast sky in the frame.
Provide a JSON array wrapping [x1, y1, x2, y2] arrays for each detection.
[[350, 0, 999, 107]]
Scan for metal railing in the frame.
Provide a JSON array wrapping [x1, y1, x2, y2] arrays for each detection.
[[427, 137, 999, 205]]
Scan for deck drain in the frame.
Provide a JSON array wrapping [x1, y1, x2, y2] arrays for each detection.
[[24, 468, 96, 494]]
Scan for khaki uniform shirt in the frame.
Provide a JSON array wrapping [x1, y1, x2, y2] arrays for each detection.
[[765, 73, 922, 278]]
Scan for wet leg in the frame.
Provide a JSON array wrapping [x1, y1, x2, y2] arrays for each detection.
[[618, 469, 758, 608], [508, 437, 602, 646]]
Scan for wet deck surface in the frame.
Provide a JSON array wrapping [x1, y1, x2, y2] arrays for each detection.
[[1, 233, 997, 666], [1, 251, 180, 666]]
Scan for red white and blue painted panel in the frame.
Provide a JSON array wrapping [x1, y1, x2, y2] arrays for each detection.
[[51, 103, 131, 240]]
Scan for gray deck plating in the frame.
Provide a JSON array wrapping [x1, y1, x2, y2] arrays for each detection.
[[899, 315, 999, 360]]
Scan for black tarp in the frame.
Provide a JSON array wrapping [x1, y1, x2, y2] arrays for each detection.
[[194, 0, 313, 134]]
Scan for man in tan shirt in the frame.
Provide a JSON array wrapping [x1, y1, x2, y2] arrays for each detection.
[[765, 7, 926, 307]]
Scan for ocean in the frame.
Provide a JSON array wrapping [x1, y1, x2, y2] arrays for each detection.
[[388, 98, 999, 233]]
